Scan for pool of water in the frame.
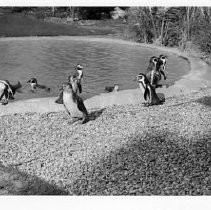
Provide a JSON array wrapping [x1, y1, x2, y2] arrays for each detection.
[[0, 37, 189, 100]]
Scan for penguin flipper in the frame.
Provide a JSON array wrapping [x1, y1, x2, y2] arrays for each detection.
[[78, 82, 82, 94], [76, 95, 88, 115], [55, 92, 64, 104]]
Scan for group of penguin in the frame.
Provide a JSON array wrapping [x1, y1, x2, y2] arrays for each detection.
[[0, 55, 167, 124]]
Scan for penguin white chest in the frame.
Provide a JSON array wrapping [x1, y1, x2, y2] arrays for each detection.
[[138, 83, 145, 95], [63, 92, 83, 118], [0, 83, 6, 97]]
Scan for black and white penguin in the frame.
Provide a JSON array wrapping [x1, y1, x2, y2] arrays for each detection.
[[146, 56, 158, 73], [74, 64, 83, 94], [0, 80, 22, 105], [27, 78, 50, 92], [136, 73, 164, 106], [146, 56, 162, 88], [105, 84, 120, 93], [55, 75, 80, 104], [75, 64, 83, 80], [157, 55, 167, 80], [146, 56, 160, 87], [62, 82, 88, 124], [68, 75, 80, 94]]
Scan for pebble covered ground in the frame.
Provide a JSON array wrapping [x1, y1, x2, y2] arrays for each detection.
[[0, 88, 211, 195]]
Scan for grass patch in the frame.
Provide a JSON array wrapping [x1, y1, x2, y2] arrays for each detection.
[[0, 13, 115, 37]]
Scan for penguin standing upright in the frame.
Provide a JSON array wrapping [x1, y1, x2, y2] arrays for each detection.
[[55, 75, 80, 104], [146, 56, 161, 88], [135, 73, 164, 106], [68, 75, 80, 94], [74, 64, 83, 94], [62, 82, 88, 124], [55, 64, 84, 105], [157, 55, 167, 80]]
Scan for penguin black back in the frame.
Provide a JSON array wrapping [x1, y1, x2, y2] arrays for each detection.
[[105, 84, 120, 93], [62, 82, 88, 124], [136, 73, 164, 106]]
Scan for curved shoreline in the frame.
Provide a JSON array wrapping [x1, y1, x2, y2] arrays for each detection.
[[0, 36, 211, 116]]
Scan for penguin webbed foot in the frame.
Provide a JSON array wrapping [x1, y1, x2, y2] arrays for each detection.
[[81, 116, 89, 124], [1, 99, 8, 105], [68, 118, 80, 125]]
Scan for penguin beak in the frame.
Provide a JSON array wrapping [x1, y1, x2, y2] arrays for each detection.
[[133, 77, 137, 82]]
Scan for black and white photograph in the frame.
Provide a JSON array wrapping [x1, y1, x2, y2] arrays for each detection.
[[0, 0, 210, 209]]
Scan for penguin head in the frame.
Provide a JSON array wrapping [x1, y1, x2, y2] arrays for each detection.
[[75, 64, 83, 71], [149, 56, 158, 65], [114, 84, 120, 91], [136, 73, 150, 85], [27, 78, 37, 84], [60, 82, 73, 91], [68, 75, 77, 83], [75, 64, 83, 79], [159, 55, 167, 63], [152, 57, 158, 66]]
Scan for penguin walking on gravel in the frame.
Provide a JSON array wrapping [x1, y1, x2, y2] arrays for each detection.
[[62, 82, 88, 124], [105, 84, 120, 93], [27, 78, 50, 93], [0, 80, 22, 105], [136, 73, 164, 106]]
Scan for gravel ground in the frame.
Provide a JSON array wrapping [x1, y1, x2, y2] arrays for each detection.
[[0, 88, 211, 195]]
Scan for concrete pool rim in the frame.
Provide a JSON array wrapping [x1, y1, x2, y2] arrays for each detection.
[[0, 36, 210, 116]]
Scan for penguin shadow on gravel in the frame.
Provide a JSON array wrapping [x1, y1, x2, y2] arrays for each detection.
[[196, 96, 211, 107], [87, 108, 106, 122], [65, 108, 106, 125]]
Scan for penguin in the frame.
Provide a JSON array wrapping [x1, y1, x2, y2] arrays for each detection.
[[74, 64, 83, 94], [55, 75, 80, 104], [135, 73, 164, 106], [62, 82, 88, 124], [105, 84, 120, 93], [27, 78, 50, 92], [0, 80, 22, 105], [146, 56, 158, 73], [68, 75, 80, 94], [146, 56, 162, 88], [75, 64, 83, 80], [157, 55, 167, 80]]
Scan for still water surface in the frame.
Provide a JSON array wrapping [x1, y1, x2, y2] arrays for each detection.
[[0, 37, 189, 100]]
